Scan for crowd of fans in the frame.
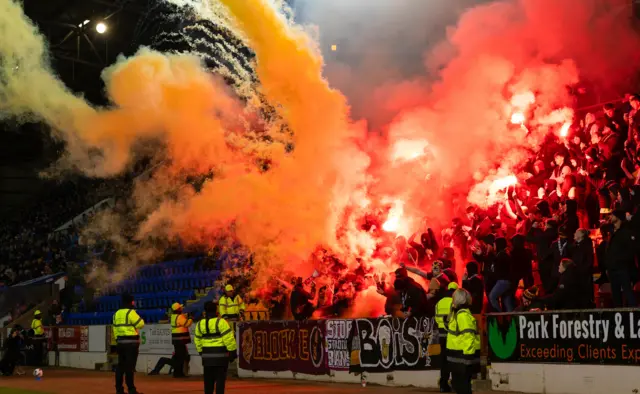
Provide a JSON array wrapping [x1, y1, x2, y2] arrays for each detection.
[[387, 94, 640, 314], [0, 178, 117, 287], [253, 94, 640, 320], [4, 95, 640, 324], [0, 177, 129, 326]]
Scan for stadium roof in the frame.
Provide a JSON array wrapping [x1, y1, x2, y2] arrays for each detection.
[[22, 0, 142, 103], [0, 0, 259, 216], [0, 0, 142, 215]]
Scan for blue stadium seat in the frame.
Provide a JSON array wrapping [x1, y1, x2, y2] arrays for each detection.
[[72, 256, 225, 324], [94, 289, 196, 311]]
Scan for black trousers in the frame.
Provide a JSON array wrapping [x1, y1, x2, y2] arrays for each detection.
[[173, 343, 189, 377], [439, 336, 450, 389], [115, 344, 139, 394], [609, 269, 637, 307], [539, 262, 555, 294], [32, 340, 43, 366], [578, 274, 595, 308], [0, 351, 19, 376], [450, 362, 473, 394], [203, 365, 228, 394], [151, 357, 174, 374], [31, 339, 47, 366]]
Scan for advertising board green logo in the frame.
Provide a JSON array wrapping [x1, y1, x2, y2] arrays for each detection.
[[488, 319, 517, 360], [141, 331, 147, 345]]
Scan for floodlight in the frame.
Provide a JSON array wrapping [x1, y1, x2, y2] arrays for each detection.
[[96, 22, 107, 34]]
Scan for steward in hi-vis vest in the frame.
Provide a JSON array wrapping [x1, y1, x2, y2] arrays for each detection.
[[434, 282, 458, 392], [195, 301, 237, 394], [30, 309, 46, 366], [218, 285, 246, 321], [112, 293, 145, 394], [218, 284, 245, 320], [446, 289, 481, 394], [170, 302, 193, 377]]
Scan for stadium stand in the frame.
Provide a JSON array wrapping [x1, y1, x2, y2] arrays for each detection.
[[66, 257, 223, 325]]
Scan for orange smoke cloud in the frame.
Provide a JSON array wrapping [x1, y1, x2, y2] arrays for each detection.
[[76, 50, 245, 176], [1, 0, 371, 286], [133, 0, 370, 280], [3, 0, 640, 314]]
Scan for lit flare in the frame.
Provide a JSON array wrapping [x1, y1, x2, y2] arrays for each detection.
[[510, 112, 525, 125], [390, 138, 429, 162], [489, 175, 518, 200], [382, 199, 405, 233], [510, 91, 535, 109]]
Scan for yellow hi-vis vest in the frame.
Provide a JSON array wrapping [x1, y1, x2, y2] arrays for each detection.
[[171, 313, 193, 344], [218, 295, 245, 318], [445, 308, 481, 365], [31, 318, 44, 338], [112, 308, 145, 344], [194, 318, 237, 367], [435, 296, 453, 335]]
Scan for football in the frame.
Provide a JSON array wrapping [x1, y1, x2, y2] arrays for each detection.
[[33, 368, 43, 378]]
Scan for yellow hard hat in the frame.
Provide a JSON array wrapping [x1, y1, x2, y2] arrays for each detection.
[[225, 284, 234, 292], [171, 303, 183, 312], [34, 310, 41, 316], [448, 282, 459, 290]]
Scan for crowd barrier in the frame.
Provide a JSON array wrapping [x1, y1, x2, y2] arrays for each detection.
[[6, 309, 640, 393], [3, 325, 108, 369], [235, 316, 484, 389]]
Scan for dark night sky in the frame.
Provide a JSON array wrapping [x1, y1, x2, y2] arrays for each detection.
[[0, 0, 142, 215]]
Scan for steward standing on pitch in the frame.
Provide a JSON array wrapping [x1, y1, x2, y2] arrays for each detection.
[[31, 310, 46, 366], [446, 289, 481, 394], [170, 302, 193, 377], [434, 282, 459, 392], [112, 294, 145, 394], [195, 301, 237, 394]]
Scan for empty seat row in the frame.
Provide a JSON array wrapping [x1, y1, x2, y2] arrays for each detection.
[[117, 271, 220, 286], [111, 274, 219, 294], [98, 290, 194, 301], [92, 290, 195, 312], [66, 309, 167, 326], [135, 271, 219, 283], [134, 258, 200, 278]]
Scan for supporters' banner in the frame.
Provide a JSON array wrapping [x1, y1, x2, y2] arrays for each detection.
[[326, 319, 351, 371], [50, 326, 89, 352], [347, 317, 441, 372], [238, 320, 328, 375], [488, 310, 640, 365]]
